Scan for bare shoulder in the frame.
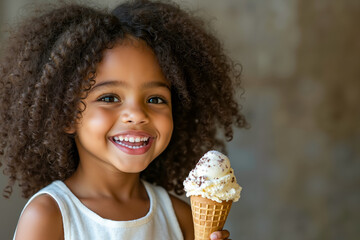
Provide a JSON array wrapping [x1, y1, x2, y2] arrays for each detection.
[[170, 194, 194, 240], [15, 194, 63, 240]]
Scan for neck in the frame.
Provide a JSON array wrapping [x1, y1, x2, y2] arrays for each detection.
[[65, 161, 145, 201]]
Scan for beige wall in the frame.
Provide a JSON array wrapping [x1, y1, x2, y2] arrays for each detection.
[[1, 0, 359, 239]]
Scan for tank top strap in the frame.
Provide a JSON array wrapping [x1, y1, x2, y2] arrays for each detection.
[[146, 182, 183, 239]]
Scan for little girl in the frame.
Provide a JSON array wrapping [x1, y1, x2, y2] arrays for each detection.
[[0, 1, 247, 239]]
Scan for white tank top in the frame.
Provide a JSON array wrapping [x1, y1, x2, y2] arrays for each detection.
[[14, 180, 183, 240]]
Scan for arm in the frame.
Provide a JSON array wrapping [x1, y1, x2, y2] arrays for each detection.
[[170, 195, 194, 240], [15, 194, 63, 240]]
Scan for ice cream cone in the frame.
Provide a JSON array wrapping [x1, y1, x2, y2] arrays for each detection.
[[190, 195, 232, 240]]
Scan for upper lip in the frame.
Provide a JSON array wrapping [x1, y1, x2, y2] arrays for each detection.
[[109, 130, 154, 139]]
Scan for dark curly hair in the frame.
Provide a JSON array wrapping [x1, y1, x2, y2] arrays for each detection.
[[0, 0, 248, 199]]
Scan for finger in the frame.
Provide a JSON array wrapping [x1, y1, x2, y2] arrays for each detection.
[[210, 229, 230, 239]]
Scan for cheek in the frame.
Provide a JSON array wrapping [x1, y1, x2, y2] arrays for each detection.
[[158, 111, 173, 141], [79, 107, 115, 136]]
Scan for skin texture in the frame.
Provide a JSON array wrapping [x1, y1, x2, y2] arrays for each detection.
[[14, 41, 229, 239], [14, 195, 64, 240], [69, 40, 173, 176]]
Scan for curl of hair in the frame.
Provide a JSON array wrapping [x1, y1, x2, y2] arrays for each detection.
[[112, 0, 248, 195], [0, 4, 125, 198], [0, 1, 248, 199]]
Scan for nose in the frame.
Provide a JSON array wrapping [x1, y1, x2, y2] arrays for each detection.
[[120, 103, 149, 125]]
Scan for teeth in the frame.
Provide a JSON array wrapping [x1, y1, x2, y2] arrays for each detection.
[[116, 141, 147, 149], [113, 136, 150, 142]]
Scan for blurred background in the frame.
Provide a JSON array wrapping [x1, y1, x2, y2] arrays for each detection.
[[1, 0, 359, 239]]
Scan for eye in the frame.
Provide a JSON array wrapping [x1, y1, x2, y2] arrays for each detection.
[[97, 95, 120, 103], [147, 96, 167, 104]]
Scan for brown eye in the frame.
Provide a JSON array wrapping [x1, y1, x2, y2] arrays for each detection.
[[148, 97, 166, 104], [98, 95, 120, 103]]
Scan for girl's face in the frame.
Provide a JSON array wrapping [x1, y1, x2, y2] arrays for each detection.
[[73, 40, 173, 174]]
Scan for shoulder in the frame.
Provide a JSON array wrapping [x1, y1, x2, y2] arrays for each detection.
[[15, 194, 63, 240], [170, 194, 194, 240]]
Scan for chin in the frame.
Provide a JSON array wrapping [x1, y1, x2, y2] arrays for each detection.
[[116, 160, 152, 174]]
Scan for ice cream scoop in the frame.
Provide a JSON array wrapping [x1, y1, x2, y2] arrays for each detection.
[[183, 150, 242, 203]]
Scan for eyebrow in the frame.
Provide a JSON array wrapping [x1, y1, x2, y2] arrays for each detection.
[[90, 81, 124, 91], [142, 81, 170, 90], [91, 80, 170, 91]]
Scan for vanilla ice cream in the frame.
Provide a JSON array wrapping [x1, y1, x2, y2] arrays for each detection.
[[183, 150, 242, 203]]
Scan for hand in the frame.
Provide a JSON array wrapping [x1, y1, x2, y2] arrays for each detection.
[[210, 229, 231, 240]]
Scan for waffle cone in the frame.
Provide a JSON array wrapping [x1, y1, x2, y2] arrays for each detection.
[[190, 195, 232, 240]]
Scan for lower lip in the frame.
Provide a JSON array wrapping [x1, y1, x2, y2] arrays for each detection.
[[110, 138, 154, 155]]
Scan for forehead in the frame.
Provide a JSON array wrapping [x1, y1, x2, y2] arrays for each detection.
[[103, 38, 154, 60], [92, 39, 169, 89], [100, 40, 164, 74]]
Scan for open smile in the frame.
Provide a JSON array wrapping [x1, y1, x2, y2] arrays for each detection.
[[113, 135, 150, 149], [109, 131, 154, 155]]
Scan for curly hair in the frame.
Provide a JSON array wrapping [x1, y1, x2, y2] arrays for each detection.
[[0, 0, 247, 198]]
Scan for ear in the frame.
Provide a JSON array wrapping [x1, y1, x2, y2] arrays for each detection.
[[64, 125, 76, 135]]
